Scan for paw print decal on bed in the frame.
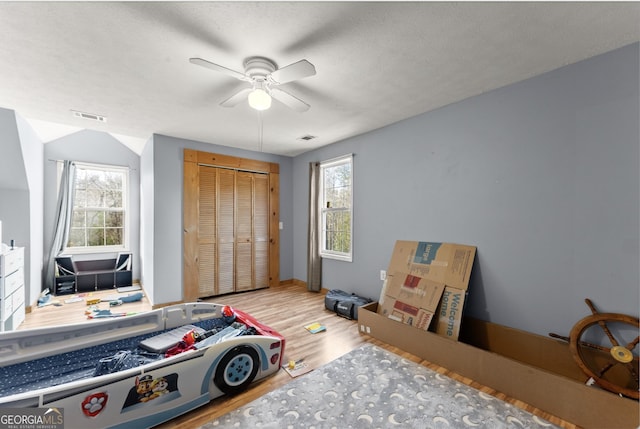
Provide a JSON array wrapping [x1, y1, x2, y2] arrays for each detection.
[[82, 392, 108, 417]]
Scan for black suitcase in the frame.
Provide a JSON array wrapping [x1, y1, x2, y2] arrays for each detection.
[[324, 289, 372, 320]]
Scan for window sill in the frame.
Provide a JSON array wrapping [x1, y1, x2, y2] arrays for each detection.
[[61, 246, 129, 257], [320, 253, 353, 262]]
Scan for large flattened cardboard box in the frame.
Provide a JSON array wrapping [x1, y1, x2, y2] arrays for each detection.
[[386, 241, 475, 289], [383, 241, 476, 339]]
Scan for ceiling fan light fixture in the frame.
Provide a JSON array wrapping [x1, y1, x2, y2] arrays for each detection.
[[248, 88, 272, 111]]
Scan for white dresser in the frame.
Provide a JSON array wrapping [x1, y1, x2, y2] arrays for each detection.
[[0, 247, 25, 331]]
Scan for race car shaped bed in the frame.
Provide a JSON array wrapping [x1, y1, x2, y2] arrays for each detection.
[[0, 302, 285, 428]]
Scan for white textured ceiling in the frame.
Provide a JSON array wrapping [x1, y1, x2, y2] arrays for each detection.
[[0, 2, 638, 156]]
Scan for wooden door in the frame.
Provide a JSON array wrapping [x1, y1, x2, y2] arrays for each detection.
[[195, 167, 270, 297], [184, 149, 279, 302], [235, 172, 253, 292], [197, 166, 235, 296], [197, 166, 216, 296], [254, 173, 269, 289], [217, 168, 236, 295], [235, 172, 270, 292]]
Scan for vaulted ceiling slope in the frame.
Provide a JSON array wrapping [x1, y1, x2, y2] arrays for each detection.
[[0, 2, 638, 156]]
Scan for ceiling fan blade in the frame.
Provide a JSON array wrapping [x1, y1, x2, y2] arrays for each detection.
[[270, 88, 310, 112], [189, 57, 249, 81], [220, 87, 252, 107], [270, 59, 316, 85]]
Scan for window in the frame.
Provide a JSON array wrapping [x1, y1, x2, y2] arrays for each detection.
[[319, 154, 353, 261], [66, 163, 129, 252]]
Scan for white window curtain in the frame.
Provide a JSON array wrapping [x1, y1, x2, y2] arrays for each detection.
[[43, 160, 76, 292], [307, 161, 322, 292]]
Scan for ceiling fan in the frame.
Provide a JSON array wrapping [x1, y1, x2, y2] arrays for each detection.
[[189, 56, 316, 112]]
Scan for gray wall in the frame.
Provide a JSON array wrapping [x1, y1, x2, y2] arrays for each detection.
[[43, 130, 141, 281], [140, 137, 155, 303], [15, 114, 44, 309], [292, 43, 639, 338], [0, 108, 29, 252], [0, 108, 43, 308], [141, 134, 293, 305]]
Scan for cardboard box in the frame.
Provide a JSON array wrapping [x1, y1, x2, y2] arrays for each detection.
[[358, 302, 638, 429], [379, 272, 444, 330], [383, 241, 476, 339], [387, 241, 476, 290], [434, 286, 466, 339]]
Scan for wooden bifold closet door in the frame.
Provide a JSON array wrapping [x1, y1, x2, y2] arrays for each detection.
[[236, 171, 269, 292], [197, 166, 269, 297], [184, 149, 279, 301]]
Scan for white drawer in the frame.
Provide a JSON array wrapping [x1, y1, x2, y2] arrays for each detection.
[[3, 296, 12, 321], [12, 287, 24, 309], [1, 248, 24, 277], [11, 305, 25, 329], [5, 268, 24, 296]]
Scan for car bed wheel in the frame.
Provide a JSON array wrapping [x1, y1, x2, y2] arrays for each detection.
[[214, 345, 259, 395]]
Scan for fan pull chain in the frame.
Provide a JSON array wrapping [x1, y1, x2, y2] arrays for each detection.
[[258, 110, 264, 152]]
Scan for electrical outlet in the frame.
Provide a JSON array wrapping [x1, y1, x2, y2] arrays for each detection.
[[380, 270, 387, 281]]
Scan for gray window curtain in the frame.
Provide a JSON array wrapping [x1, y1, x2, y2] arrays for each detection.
[[307, 161, 322, 292], [43, 160, 76, 292]]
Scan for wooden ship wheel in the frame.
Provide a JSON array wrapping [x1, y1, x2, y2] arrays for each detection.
[[567, 299, 639, 400]]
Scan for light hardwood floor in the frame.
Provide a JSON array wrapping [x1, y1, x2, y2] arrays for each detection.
[[21, 284, 579, 429]]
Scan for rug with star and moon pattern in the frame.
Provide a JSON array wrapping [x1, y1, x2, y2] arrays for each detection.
[[201, 343, 561, 429]]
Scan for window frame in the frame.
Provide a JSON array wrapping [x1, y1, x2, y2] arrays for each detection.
[[319, 154, 353, 262], [62, 161, 130, 254]]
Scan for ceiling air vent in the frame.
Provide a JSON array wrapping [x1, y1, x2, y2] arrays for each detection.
[[71, 110, 107, 123], [298, 134, 316, 141]]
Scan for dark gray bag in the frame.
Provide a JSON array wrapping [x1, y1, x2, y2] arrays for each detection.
[[324, 289, 372, 320]]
